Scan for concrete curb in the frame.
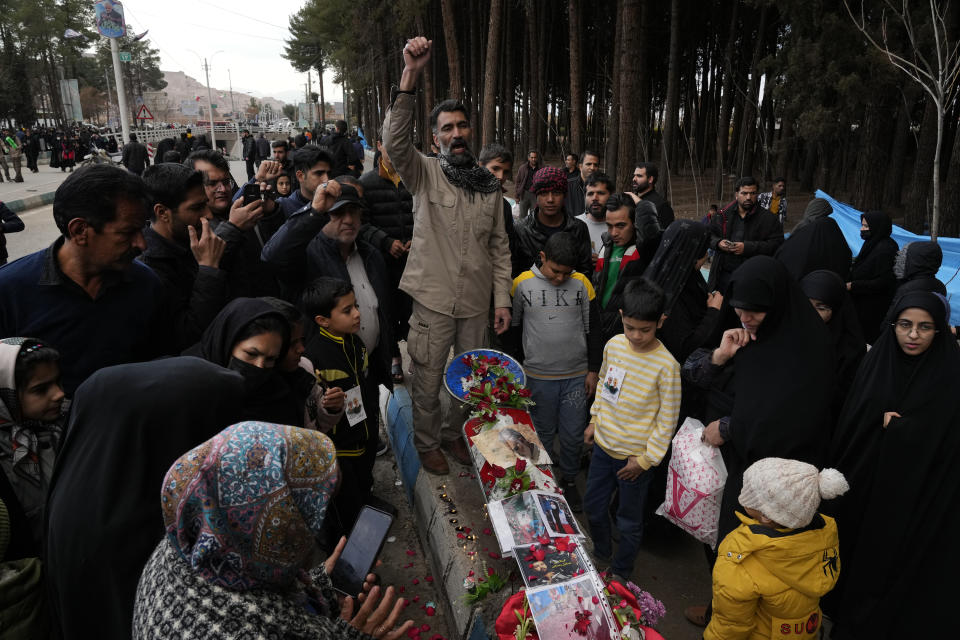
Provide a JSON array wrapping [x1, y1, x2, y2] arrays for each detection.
[[4, 190, 56, 213], [386, 388, 495, 640]]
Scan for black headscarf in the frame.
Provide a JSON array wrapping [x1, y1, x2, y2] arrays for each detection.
[[634, 199, 663, 268], [791, 197, 833, 233], [186, 297, 290, 367], [891, 240, 947, 301], [643, 220, 710, 316], [643, 220, 717, 368], [800, 270, 866, 407], [184, 298, 296, 424], [855, 210, 895, 262], [775, 199, 851, 281], [44, 357, 244, 640], [849, 211, 899, 343], [826, 291, 960, 637], [711, 256, 836, 539]]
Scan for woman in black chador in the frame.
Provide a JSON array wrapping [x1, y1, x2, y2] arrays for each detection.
[[826, 291, 960, 639]]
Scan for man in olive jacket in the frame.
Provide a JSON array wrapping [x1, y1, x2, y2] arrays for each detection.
[[383, 35, 512, 475]]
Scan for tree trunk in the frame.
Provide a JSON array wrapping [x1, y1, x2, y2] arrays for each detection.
[[658, 0, 681, 197], [906, 98, 938, 232], [568, 0, 585, 155], [635, 0, 651, 160], [714, 0, 739, 199], [606, 0, 626, 184], [616, 0, 642, 189], [940, 122, 960, 237], [481, 0, 503, 146], [735, 6, 768, 178], [882, 92, 915, 209], [502, 3, 515, 154], [440, 0, 462, 101]]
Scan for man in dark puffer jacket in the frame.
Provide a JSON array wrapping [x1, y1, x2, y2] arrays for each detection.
[[359, 135, 414, 382]]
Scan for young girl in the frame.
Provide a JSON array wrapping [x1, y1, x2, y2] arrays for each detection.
[[0, 337, 65, 555]]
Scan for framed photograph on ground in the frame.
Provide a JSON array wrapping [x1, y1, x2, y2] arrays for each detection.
[[488, 493, 547, 554], [518, 542, 593, 587], [471, 421, 552, 467], [525, 574, 619, 640], [534, 491, 582, 536]]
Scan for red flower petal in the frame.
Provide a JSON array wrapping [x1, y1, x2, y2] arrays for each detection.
[[488, 552, 501, 559], [412, 578, 420, 585], [487, 566, 495, 576], [420, 624, 430, 632], [483, 528, 492, 535], [426, 606, 436, 616], [406, 550, 416, 556], [592, 596, 599, 604], [467, 570, 475, 577]]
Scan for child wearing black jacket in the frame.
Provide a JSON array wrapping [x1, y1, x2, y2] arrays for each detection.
[[301, 277, 379, 543]]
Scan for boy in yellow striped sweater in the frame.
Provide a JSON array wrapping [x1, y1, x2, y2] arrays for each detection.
[[584, 278, 680, 581]]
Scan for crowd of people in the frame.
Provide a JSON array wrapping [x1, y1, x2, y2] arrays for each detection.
[[0, 34, 954, 640]]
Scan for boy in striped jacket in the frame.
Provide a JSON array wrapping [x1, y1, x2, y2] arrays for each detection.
[[583, 277, 680, 582]]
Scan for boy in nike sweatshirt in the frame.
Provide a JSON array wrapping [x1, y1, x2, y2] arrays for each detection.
[[511, 231, 601, 509]]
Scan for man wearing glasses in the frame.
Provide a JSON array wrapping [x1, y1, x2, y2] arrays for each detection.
[[185, 150, 281, 298]]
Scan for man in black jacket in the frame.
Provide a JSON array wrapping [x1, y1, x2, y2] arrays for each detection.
[[186, 149, 282, 299], [360, 136, 414, 382], [140, 163, 228, 350], [306, 185, 393, 389], [514, 166, 593, 276], [631, 162, 675, 228], [707, 176, 784, 292], [255, 133, 270, 169], [0, 200, 25, 265], [324, 120, 361, 178], [121, 133, 150, 176], [241, 129, 257, 180]]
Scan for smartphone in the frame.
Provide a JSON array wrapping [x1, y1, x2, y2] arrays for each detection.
[[330, 506, 394, 596], [241, 182, 261, 205]]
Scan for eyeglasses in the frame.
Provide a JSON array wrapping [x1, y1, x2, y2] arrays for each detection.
[[813, 303, 833, 313], [892, 320, 937, 335], [203, 178, 233, 189]]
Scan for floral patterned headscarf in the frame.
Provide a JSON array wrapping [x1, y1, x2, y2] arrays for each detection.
[[161, 421, 339, 591]]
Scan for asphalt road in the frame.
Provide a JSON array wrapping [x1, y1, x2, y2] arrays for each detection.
[[4, 203, 59, 263]]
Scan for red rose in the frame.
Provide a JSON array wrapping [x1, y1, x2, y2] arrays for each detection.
[[518, 388, 532, 398], [487, 566, 495, 576], [514, 458, 527, 473], [510, 478, 523, 492], [491, 464, 507, 478]]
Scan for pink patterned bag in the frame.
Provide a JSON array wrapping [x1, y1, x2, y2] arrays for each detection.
[[656, 418, 728, 548]]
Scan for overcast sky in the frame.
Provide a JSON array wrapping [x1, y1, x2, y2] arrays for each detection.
[[112, 0, 343, 105]]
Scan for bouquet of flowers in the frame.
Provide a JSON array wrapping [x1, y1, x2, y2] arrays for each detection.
[[460, 354, 533, 418]]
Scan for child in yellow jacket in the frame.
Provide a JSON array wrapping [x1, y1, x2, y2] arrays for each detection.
[[704, 458, 849, 640]]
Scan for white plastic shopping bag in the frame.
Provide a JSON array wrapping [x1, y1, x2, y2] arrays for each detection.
[[656, 417, 727, 549]]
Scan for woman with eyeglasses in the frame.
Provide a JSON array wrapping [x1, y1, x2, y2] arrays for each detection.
[[825, 290, 960, 638]]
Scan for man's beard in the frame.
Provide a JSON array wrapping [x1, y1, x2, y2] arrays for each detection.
[[589, 203, 606, 219], [441, 138, 475, 167]]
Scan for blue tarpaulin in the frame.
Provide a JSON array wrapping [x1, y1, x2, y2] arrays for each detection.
[[817, 189, 960, 320]]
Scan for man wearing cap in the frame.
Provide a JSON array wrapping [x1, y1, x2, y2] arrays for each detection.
[[383, 35, 513, 475], [514, 166, 594, 276], [305, 182, 393, 389]]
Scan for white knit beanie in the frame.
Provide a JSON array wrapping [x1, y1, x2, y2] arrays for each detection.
[[739, 457, 849, 529]]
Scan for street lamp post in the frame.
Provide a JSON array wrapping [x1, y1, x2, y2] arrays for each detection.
[[188, 49, 223, 151]]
